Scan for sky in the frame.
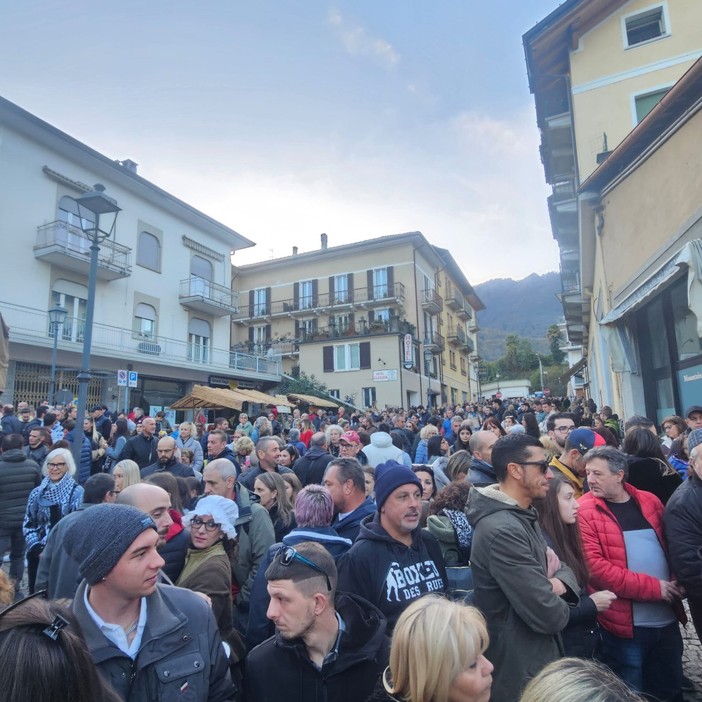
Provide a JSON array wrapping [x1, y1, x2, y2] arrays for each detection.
[[1, 1, 562, 284]]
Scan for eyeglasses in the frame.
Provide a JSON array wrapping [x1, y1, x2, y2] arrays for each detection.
[[191, 517, 220, 532], [518, 461, 551, 474], [275, 545, 332, 591], [554, 426, 575, 433], [47, 462, 66, 469]]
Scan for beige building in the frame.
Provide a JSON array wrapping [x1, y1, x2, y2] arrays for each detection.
[[232, 232, 484, 409], [524, 0, 702, 413]]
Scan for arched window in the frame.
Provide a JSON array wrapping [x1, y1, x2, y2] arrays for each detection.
[[137, 231, 161, 272], [188, 318, 211, 363], [134, 303, 157, 339]]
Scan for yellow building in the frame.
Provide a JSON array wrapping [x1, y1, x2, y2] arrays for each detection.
[[231, 232, 484, 409]]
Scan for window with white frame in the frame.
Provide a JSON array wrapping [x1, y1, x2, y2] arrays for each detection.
[[188, 318, 210, 363], [373, 268, 388, 298], [334, 275, 349, 304], [134, 303, 157, 339], [335, 343, 360, 371], [331, 313, 352, 335], [136, 231, 161, 272], [300, 318, 317, 338], [253, 288, 267, 316], [299, 280, 314, 310], [623, 5, 668, 47], [51, 283, 87, 343], [634, 88, 669, 123], [374, 308, 391, 323], [252, 325, 268, 354], [56, 196, 93, 254], [362, 386, 376, 408], [328, 389, 340, 399]]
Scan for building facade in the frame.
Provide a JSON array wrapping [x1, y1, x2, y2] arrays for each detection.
[[0, 95, 279, 412], [232, 232, 484, 409]]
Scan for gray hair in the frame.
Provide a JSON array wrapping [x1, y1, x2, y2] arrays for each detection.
[[42, 448, 76, 478], [204, 458, 237, 482], [310, 432, 327, 449], [583, 446, 629, 480]]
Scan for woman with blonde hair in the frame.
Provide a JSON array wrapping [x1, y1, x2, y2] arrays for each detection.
[[111, 459, 141, 494], [415, 424, 439, 464], [175, 421, 203, 472], [371, 595, 493, 702]]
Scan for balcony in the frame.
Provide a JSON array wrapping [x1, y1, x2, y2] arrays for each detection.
[[447, 326, 466, 347], [0, 300, 280, 382], [234, 282, 405, 322], [424, 331, 445, 354], [34, 221, 132, 280], [468, 319, 479, 333], [178, 277, 239, 317], [298, 316, 415, 344], [465, 336, 475, 354], [457, 302, 473, 322], [233, 340, 299, 357], [446, 291, 464, 312], [421, 288, 443, 315]]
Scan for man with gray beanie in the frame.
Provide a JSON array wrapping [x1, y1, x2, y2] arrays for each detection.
[[66, 503, 236, 702], [336, 460, 447, 631]]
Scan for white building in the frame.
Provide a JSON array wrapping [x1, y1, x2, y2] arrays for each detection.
[[0, 95, 280, 413]]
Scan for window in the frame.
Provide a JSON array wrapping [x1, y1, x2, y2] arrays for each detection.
[[56, 196, 93, 253], [460, 357, 467, 376], [300, 318, 317, 338], [335, 343, 360, 371], [251, 325, 268, 354], [373, 268, 388, 298], [188, 318, 210, 363], [374, 308, 391, 323], [331, 313, 352, 335], [634, 88, 669, 123], [451, 388, 457, 406], [137, 231, 161, 272], [362, 387, 376, 408], [624, 6, 667, 47], [328, 389, 340, 399], [450, 350, 457, 371], [334, 275, 349, 304], [252, 288, 268, 317], [299, 280, 314, 310], [134, 303, 156, 339], [51, 282, 87, 343]]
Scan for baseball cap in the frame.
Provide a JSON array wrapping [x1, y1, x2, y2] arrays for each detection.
[[686, 406, 702, 418], [566, 428, 606, 454], [339, 431, 360, 445]]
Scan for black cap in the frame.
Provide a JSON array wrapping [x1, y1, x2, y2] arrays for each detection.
[[90, 405, 102, 412], [686, 406, 702, 418]]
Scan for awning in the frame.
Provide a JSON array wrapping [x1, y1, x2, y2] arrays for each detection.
[[560, 357, 587, 384], [287, 393, 339, 408], [234, 388, 294, 408], [170, 385, 246, 411]]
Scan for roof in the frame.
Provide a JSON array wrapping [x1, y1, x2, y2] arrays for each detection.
[[432, 246, 485, 310], [0, 95, 254, 250], [581, 57, 702, 193], [170, 385, 245, 411], [286, 393, 339, 408]]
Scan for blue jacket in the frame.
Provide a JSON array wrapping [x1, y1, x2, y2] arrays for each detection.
[[65, 432, 93, 485], [333, 497, 377, 543]]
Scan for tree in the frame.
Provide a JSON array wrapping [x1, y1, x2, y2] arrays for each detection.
[[547, 324, 566, 365], [278, 370, 328, 397]]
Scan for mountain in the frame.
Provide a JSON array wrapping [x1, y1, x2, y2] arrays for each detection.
[[474, 272, 563, 361]]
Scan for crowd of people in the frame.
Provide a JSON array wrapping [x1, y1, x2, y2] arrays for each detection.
[[1, 394, 701, 701]]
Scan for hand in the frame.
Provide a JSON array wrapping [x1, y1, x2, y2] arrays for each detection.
[[660, 580, 684, 602], [589, 590, 617, 612], [549, 578, 566, 596], [546, 547, 561, 578]]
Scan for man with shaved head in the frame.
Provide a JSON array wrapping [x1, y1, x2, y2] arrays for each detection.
[[140, 435, 194, 479], [468, 430, 499, 487], [118, 483, 189, 582]]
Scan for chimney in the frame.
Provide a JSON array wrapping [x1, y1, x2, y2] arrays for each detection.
[[321, 233, 328, 250], [292, 246, 298, 256], [117, 159, 138, 174]]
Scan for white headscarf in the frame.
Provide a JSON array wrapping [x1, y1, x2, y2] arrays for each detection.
[[183, 495, 239, 539]]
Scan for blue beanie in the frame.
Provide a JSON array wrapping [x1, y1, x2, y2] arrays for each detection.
[[374, 460, 422, 510], [64, 504, 157, 585]]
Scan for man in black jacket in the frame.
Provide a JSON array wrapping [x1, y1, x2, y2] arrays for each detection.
[[119, 415, 157, 468], [0, 433, 41, 592], [294, 432, 334, 486], [141, 436, 194, 479], [245, 541, 388, 702]]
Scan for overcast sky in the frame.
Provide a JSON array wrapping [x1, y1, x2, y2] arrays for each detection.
[[2, 1, 561, 284]]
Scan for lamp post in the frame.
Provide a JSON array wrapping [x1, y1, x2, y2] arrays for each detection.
[[70, 184, 121, 469], [424, 347, 434, 408], [496, 373, 501, 396], [48, 304, 67, 406]]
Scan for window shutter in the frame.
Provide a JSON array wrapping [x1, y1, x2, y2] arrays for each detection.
[[249, 289, 254, 314], [387, 266, 394, 291], [312, 279, 318, 307], [349, 312, 355, 331], [266, 324, 272, 342], [368, 310, 375, 324], [329, 276, 335, 302], [323, 345, 334, 372], [348, 273, 354, 302], [294, 320, 300, 340], [294, 282, 300, 311], [248, 327, 254, 343], [265, 287, 272, 315], [367, 270, 374, 300], [360, 342, 371, 369]]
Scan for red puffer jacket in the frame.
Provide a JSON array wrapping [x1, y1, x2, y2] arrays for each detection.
[[577, 483, 685, 638]]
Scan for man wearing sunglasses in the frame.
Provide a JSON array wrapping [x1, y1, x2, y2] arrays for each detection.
[[466, 433, 579, 702], [245, 541, 388, 702]]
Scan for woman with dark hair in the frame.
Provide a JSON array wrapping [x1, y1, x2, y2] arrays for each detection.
[[105, 417, 130, 472], [521, 412, 541, 440], [482, 416, 506, 438], [452, 422, 473, 452], [623, 426, 682, 504], [534, 476, 615, 658], [278, 443, 300, 469], [412, 465, 437, 501], [427, 435, 449, 464], [254, 471, 297, 541], [0, 595, 121, 702]]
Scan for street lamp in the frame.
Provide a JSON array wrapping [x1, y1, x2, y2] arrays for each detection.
[[48, 304, 67, 406], [71, 184, 121, 469], [424, 347, 434, 408], [496, 373, 501, 395]]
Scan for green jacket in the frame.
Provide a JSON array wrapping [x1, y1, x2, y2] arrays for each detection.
[[466, 485, 578, 702]]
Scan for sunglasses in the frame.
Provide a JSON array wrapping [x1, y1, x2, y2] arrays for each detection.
[[518, 461, 551, 474], [0, 590, 68, 641], [275, 546, 332, 591]]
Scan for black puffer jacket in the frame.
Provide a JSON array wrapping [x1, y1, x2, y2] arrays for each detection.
[[245, 592, 389, 702], [0, 449, 41, 529]]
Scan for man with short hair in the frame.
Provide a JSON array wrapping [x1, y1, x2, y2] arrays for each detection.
[[141, 435, 194, 479], [200, 416, 230, 453], [337, 460, 447, 630], [238, 436, 292, 490], [119, 415, 157, 469], [67, 504, 235, 701], [467, 430, 499, 487], [549, 427, 605, 498], [36, 473, 117, 598], [294, 432, 335, 486], [546, 412, 576, 450], [91, 404, 112, 441], [624, 414, 658, 435], [202, 459, 275, 623], [466, 434, 579, 702], [44, 411, 63, 443], [324, 457, 376, 542], [1, 403, 22, 434], [207, 428, 240, 468], [245, 541, 389, 702], [579, 446, 685, 702], [24, 426, 50, 467]]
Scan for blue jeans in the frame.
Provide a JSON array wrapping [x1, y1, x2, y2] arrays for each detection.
[[599, 623, 683, 702], [0, 527, 26, 589]]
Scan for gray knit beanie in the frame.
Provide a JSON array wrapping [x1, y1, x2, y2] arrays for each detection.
[[64, 503, 157, 585]]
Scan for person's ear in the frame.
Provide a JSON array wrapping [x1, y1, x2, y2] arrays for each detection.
[[506, 461, 523, 481]]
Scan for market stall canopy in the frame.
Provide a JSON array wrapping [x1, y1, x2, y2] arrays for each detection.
[[287, 393, 339, 408], [170, 385, 246, 411], [234, 388, 294, 408]]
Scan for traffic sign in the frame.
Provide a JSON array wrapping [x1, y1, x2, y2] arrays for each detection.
[[117, 369, 127, 387], [128, 371, 138, 388]]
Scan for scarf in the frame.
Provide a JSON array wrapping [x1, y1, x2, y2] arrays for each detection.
[[176, 542, 226, 586], [443, 508, 473, 564], [38, 472, 78, 508]]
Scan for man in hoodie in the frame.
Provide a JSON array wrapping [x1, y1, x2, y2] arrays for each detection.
[[324, 457, 377, 542], [362, 423, 405, 468], [294, 432, 335, 486], [337, 460, 447, 631], [245, 541, 388, 702], [467, 430, 499, 487], [466, 433, 578, 702]]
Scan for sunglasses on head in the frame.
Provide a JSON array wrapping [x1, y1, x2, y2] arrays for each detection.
[[275, 545, 332, 591]]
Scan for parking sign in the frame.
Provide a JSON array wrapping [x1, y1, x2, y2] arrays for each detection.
[[128, 371, 138, 388]]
